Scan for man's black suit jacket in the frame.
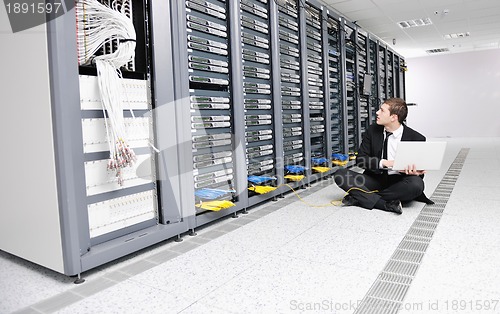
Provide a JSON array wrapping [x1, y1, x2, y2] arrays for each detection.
[[356, 123, 425, 175], [355, 123, 434, 204]]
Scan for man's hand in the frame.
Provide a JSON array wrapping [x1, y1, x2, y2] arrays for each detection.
[[381, 159, 394, 169], [401, 164, 426, 176]]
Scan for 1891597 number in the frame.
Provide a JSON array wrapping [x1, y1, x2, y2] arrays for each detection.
[[6, 2, 62, 14]]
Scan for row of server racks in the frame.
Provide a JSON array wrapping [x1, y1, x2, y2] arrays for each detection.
[[0, 0, 405, 276]]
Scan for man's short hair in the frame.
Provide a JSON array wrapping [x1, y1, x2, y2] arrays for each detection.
[[384, 98, 407, 124]]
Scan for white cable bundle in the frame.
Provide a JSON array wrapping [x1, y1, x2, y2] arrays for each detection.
[[76, 0, 137, 185]]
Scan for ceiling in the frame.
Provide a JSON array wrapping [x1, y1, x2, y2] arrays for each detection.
[[317, 0, 500, 58]]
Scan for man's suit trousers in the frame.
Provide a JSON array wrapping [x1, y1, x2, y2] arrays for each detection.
[[333, 168, 425, 209]]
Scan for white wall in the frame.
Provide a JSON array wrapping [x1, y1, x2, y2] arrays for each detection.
[[405, 49, 500, 138]]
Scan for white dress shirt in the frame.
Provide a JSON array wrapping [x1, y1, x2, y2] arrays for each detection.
[[380, 124, 404, 175]]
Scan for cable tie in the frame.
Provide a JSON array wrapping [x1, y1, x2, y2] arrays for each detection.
[[148, 142, 160, 153], [119, 38, 136, 43]]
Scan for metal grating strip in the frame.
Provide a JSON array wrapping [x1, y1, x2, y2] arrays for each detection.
[[407, 227, 435, 238], [403, 234, 432, 244], [379, 272, 413, 285], [354, 148, 469, 313], [384, 260, 420, 277], [392, 249, 425, 264], [358, 297, 401, 314], [415, 215, 441, 224], [368, 280, 411, 301], [399, 239, 429, 252], [411, 220, 439, 230]]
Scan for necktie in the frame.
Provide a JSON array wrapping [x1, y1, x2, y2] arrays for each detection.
[[382, 131, 393, 160]]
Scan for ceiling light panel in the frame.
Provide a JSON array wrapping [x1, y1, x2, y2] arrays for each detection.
[[426, 48, 450, 53], [398, 18, 433, 28], [444, 32, 471, 39]]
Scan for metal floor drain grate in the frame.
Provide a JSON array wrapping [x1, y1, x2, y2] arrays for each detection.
[[354, 148, 470, 313]]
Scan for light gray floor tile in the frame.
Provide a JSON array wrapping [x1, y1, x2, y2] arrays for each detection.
[[411, 236, 500, 293], [178, 301, 239, 314], [450, 185, 500, 201], [454, 167, 500, 187], [127, 238, 268, 304], [91, 238, 182, 275], [195, 254, 375, 314], [434, 202, 500, 247], [71, 277, 116, 298], [318, 202, 424, 236], [32, 292, 82, 313], [55, 280, 192, 314], [402, 281, 500, 314], [12, 307, 43, 314], [275, 226, 402, 273], [0, 251, 75, 314], [205, 204, 338, 255]]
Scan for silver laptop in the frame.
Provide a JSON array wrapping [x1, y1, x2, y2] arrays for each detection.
[[392, 142, 447, 171]]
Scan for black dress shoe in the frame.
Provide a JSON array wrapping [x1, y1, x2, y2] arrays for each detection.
[[384, 200, 403, 214], [341, 194, 359, 206], [414, 193, 435, 205]]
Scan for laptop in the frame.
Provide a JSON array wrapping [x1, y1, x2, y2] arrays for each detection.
[[392, 142, 447, 171]]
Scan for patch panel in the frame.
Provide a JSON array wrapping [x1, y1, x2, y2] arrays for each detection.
[[84, 154, 154, 196], [79, 75, 150, 110], [87, 190, 157, 239], [81, 117, 151, 153]]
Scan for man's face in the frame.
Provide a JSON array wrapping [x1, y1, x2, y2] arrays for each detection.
[[376, 103, 397, 126]]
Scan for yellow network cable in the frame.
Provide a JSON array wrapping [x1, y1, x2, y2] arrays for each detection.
[[280, 183, 339, 208], [278, 185, 379, 208], [196, 200, 235, 211], [332, 160, 349, 166], [311, 166, 331, 173], [198, 185, 379, 211], [248, 185, 277, 194], [284, 174, 305, 181]]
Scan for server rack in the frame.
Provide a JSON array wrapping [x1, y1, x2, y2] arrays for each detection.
[[399, 58, 407, 100], [386, 49, 395, 98], [173, 0, 249, 227], [240, 0, 277, 201], [368, 37, 379, 123], [342, 20, 358, 154], [356, 29, 369, 144], [305, 2, 330, 180], [326, 13, 345, 155], [278, 0, 308, 185], [246, 0, 287, 207], [378, 44, 388, 104], [78, 0, 159, 247], [393, 52, 406, 99]]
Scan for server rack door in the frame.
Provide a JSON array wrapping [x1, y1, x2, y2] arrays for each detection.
[[181, 0, 247, 226], [327, 15, 345, 158], [386, 49, 395, 98], [76, 0, 159, 247], [393, 54, 400, 97], [356, 29, 369, 145], [241, 0, 279, 201], [368, 38, 379, 124], [342, 22, 358, 155], [378, 45, 387, 104], [399, 56, 407, 100], [278, 0, 308, 185], [305, 3, 329, 177]]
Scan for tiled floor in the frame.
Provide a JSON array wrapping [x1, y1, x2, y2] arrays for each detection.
[[1, 138, 499, 314]]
